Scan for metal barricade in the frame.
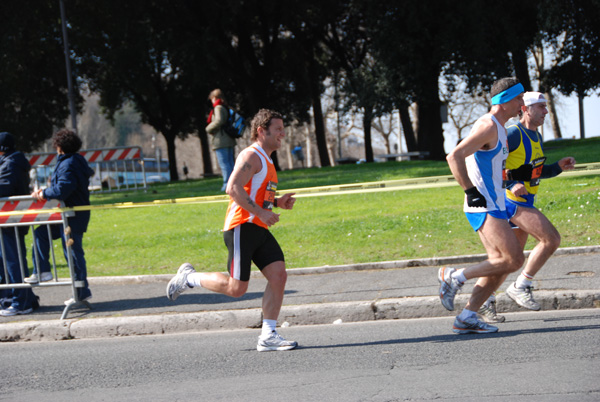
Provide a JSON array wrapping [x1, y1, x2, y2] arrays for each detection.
[[0, 196, 91, 319], [27, 146, 148, 193]]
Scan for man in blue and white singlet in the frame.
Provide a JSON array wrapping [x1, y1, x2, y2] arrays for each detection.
[[439, 77, 526, 334]]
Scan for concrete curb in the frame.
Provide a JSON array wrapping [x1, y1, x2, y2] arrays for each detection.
[[1, 289, 598, 343], [88, 245, 600, 285]]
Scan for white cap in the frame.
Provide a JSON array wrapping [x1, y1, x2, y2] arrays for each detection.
[[523, 91, 547, 106]]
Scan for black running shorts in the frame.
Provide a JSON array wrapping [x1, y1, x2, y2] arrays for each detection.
[[223, 223, 284, 282]]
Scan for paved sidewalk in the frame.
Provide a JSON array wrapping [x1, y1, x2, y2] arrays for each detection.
[[0, 246, 599, 342]]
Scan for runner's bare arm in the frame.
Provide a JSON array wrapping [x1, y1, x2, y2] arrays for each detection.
[[226, 149, 280, 226], [446, 118, 498, 191]]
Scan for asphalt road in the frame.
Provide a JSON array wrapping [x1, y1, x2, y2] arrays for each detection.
[[2, 308, 599, 402]]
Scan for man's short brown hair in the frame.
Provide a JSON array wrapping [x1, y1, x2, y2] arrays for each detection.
[[250, 109, 283, 141], [490, 77, 520, 99]]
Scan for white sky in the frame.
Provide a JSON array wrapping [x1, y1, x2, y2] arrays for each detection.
[[549, 93, 600, 140], [443, 93, 600, 153]]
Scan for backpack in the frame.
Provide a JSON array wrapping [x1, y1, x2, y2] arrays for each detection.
[[224, 108, 246, 139]]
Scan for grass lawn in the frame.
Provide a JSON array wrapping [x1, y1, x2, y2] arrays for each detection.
[[39, 137, 600, 277]]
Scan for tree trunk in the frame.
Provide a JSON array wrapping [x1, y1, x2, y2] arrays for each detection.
[[286, 142, 293, 170], [327, 142, 336, 167], [305, 124, 312, 167], [578, 92, 586, 139], [512, 48, 532, 91], [385, 135, 391, 154], [272, 151, 282, 171], [308, 59, 331, 167], [363, 106, 374, 163], [415, 73, 446, 160], [198, 129, 213, 175], [398, 104, 417, 152], [545, 90, 563, 139], [163, 132, 179, 181]]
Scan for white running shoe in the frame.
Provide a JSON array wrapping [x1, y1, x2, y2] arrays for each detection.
[[64, 295, 92, 306], [506, 282, 541, 311], [24, 272, 53, 284], [257, 331, 298, 352], [438, 267, 463, 311], [166, 263, 196, 301], [0, 306, 33, 317]]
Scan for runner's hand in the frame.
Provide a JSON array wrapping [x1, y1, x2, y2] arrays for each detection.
[[510, 182, 528, 197], [276, 193, 296, 210], [558, 157, 576, 171], [257, 209, 280, 227], [465, 187, 487, 208]]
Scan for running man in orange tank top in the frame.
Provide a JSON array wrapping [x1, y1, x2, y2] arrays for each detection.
[[166, 109, 298, 352]]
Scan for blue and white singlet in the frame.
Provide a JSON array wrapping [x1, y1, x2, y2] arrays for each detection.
[[463, 114, 509, 214]]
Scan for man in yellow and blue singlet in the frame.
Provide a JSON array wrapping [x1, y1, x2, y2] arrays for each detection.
[[477, 92, 576, 323]]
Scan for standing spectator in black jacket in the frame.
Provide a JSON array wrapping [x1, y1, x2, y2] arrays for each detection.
[[27, 129, 94, 306], [0, 132, 37, 316]]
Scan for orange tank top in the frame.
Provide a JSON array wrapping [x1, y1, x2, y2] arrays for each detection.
[[223, 144, 277, 231]]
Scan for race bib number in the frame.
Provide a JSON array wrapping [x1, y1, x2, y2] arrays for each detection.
[[529, 157, 546, 187], [262, 181, 277, 209], [502, 160, 509, 188]]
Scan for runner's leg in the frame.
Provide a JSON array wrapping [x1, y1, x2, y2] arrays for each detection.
[[465, 216, 524, 312], [260, 261, 287, 321], [511, 207, 560, 278], [196, 272, 248, 298]]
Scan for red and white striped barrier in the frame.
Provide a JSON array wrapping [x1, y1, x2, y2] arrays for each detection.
[[27, 146, 142, 166], [0, 195, 88, 319], [0, 198, 63, 225], [27, 153, 58, 167]]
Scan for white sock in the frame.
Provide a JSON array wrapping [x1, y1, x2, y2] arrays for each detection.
[[186, 272, 204, 288], [451, 268, 467, 285], [457, 308, 476, 321], [261, 319, 277, 337], [515, 272, 533, 289]]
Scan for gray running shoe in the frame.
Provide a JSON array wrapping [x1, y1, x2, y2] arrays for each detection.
[[452, 316, 499, 334], [257, 331, 298, 352], [506, 282, 541, 311], [438, 267, 463, 311], [478, 301, 506, 323], [166, 263, 196, 301]]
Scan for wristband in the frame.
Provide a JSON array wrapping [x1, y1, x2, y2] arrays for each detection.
[[274, 198, 278, 208]]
